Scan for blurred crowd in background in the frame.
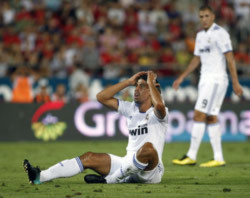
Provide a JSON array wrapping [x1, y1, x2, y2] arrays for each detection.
[[0, 0, 249, 103]]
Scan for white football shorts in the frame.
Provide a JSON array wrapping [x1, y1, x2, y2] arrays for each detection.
[[195, 77, 228, 116], [107, 152, 164, 184]]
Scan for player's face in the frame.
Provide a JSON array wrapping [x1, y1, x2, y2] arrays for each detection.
[[199, 9, 215, 30], [134, 79, 150, 104]]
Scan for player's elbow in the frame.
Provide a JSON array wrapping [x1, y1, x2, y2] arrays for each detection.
[[96, 92, 104, 103], [155, 103, 165, 111]]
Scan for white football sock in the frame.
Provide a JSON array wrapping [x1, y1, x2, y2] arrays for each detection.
[[105, 154, 148, 184], [208, 123, 224, 162], [39, 157, 84, 183], [187, 122, 206, 160]]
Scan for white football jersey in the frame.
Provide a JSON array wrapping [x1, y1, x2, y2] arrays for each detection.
[[194, 23, 232, 80], [118, 100, 168, 161]]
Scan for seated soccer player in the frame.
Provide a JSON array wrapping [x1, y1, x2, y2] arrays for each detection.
[[24, 71, 168, 184]]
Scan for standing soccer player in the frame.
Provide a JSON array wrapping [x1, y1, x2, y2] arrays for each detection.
[[172, 5, 243, 167], [24, 71, 168, 184]]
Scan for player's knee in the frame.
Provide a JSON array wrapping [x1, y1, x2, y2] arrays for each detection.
[[193, 111, 206, 122], [207, 116, 218, 124], [137, 142, 157, 159], [79, 151, 94, 162]]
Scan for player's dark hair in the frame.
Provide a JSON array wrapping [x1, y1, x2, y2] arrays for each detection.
[[137, 74, 161, 93], [199, 5, 214, 13]]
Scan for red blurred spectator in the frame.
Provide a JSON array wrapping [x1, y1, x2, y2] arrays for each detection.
[[16, 6, 32, 21], [145, 34, 161, 52], [32, 3, 46, 25], [159, 46, 176, 64], [35, 32, 51, 52], [158, 46, 176, 76], [127, 49, 139, 64], [66, 28, 84, 47], [3, 27, 21, 46], [168, 17, 182, 41], [220, 3, 236, 25], [235, 43, 250, 64], [42, 43, 54, 60], [61, 17, 75, 37], [100, 47, 113, 65], [123, 14, 139, 36], [112, 48, 123, 64], [92, 4, 108, 21]]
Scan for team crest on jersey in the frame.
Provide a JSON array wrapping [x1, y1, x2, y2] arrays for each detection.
[[146, 114, 149, 120]]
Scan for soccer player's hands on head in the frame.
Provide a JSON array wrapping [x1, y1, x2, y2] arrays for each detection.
[[128, 71, 147, 86], [147, 71, 157, 85]]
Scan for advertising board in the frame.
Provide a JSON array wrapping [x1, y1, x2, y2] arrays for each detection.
[[0, 101, 249, 142]]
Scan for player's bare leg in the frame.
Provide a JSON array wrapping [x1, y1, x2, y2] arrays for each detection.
[[200, 115, 226, 167], [79, 152, 111, 175], [173, 110, 206, 165], [104, 142, 159, 184], [136, 142, 159, 171], [79, 152, 111, 184]]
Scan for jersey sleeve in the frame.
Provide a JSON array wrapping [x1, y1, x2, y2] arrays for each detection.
[[118, 100, 133, 117], [217, 30, 232, 53], [194, 34, 200, 56]]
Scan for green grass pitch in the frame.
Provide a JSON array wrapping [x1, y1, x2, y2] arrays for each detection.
[[0, 141, 250, 198]]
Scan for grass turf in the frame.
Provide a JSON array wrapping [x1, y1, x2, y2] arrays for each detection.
[[0, 141, 250, 198]]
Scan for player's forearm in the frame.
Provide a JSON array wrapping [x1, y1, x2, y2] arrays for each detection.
[[148, 81, 162, 106], [228, 61, 239, 84], [179, 56, 200, 79], [96, 79, 130, 102], [226, 52, 240, 84], [148, 81, 166, 119]]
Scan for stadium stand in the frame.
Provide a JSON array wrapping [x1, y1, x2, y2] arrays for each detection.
[[0, 0, 249, 103]]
